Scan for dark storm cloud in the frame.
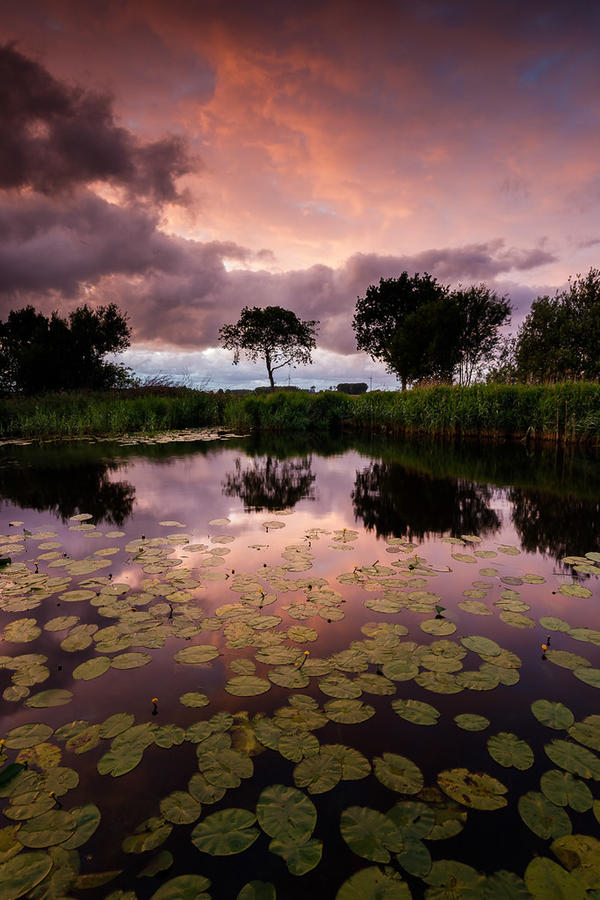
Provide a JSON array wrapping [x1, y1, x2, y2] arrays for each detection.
[[0, 182, 557, 354], [0, 43, 193, 201]]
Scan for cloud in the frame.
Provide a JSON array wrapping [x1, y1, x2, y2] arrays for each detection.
[[0, 43, 194, 201], [0, 186, 558, 354]]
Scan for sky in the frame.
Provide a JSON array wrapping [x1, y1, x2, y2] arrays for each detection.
[[1, 0, 599, 390]]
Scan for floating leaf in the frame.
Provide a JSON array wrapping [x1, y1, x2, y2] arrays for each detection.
[[111, 652, 152, 669], [569, 716, 600, 752], [225, 675, 271, 697], [324, 699, 375, 724], [340, 806, 403, 863], [174, 645, 220, 665], [256, 784, 316, 843], [99, 713, 135, 739], [237, 882, 276, 900], [138, 850, 173, 878], [73, 656, 111, 681], [25, 689, 73, 708], [540, 770, 594, 812], [0, 851, 53, 899], [18, 810, 76, 847], [573, 667, 600, 688], [321, 745, 370, 781], [454, 714, 490, 732], [151, 874, 211, 899], [4, 723, 53, 750], [374, 753, 423, 794], [62, 803, 101, 849], [545, 739, 600, 780], [518, 791, 572, 840], [531, 700, 574, 730], [269, 836, 322, 875], [461, 635, 501, 657], [392, 698, 439, 726], [424, 860, 485, 895], [160, 792, 202, 825], [294, 753, 342, 794], [122, 820, 173, 854], [335, 866, 411, 899], [487, 733, 534, 770], [525, 857, 586, 899], [191, 808, 259, 856], [437, 768, 508, 810]]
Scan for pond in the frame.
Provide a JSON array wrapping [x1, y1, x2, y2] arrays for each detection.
[[0, 433, 599, 899]]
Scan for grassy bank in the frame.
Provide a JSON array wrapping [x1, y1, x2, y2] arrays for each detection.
[[1, 382, 599, 442]]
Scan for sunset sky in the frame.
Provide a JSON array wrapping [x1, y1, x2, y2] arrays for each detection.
[[1, 0, 599, 389]]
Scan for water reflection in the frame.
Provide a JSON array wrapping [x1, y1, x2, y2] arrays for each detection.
[[0, 443, 135, 525], [509, 487, 600, 559], [222, 455, 316, 511], [352, 461, 500, 540]]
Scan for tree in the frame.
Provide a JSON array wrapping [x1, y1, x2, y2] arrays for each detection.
[[352, 272, 450, 389], [336, 383, 368, 394], [515, 269, 600, 382], [452, 284, 512, 385], [218, 306, 319, 391]]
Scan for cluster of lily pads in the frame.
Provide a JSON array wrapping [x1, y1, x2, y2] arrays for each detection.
[[1, 511, 600, 898]]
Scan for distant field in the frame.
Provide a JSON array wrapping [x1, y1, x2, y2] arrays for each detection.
[[0, 383, 599, 443]]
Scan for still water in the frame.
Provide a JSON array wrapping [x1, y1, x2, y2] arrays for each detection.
[[0, 434, 599, 899]]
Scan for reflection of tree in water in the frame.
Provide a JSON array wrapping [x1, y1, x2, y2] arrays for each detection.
[[0, 455, 135, 526], [222, 456, 316, 512], [352, 461, 500, 540], [509, 488, 600, 561]]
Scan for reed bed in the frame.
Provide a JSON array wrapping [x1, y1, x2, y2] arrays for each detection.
[[1, 383, 599, 443]]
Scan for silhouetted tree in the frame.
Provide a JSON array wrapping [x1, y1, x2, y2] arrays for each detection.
[[219, 306, 319, 391], [453, 284, 512, 385], [222, 455, 316, 511], [515, 269, 600, 382], [0, 303, 131, 393]]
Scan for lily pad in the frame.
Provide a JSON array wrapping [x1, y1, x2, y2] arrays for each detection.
[[518, 791, 572, 839], [321, 745, 371, 781], [5, 723, 53, 750], [18, 810, 76, 847], [487, 733, 534, 770], [545, 739, 600, 780], [62, 803, 101, 849], [25, 689, 73, 708], [174, 645, 220, 665], [340, 806, 404, 863], [191, 808, 259, 856], [524, 857, 586, 899], [437, 768, 508, 810], [294, 753, 342, 794], [160, 792, 202, 825], [73, 656, 111, 681], [392, 698, 440, 726], [540, 770, 594, 812], [0, 851, 53, 899], [225, 675, 271, 697], [335, 866, 411, 899], [238, 882, 276, 900], [531, 700, 574, 730], [256, 784, 316, 843], [374, 753, 423, 794], [454, 714, 490, 732], [151, 874, 211, 899]]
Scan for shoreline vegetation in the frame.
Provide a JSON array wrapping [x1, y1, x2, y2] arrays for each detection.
[[0, 382, 599, 444]]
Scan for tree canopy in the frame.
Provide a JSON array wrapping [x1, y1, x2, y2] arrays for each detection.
[[0, 303, 131, 394], [218, 306, 319, 391], [515, 268, 600, 382], [352, 273, 510, 388]]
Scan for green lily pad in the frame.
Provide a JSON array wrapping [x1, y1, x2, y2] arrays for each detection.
[[414, 671, 462, 694], [437, 768, 508, 810], [545, 739, 600, 780], [551, 834, 600, 887], [4, 723, 53, 750], [524, 856, 587, 899], [257, 784, 316, 843], [392, 698, 440, 726], [174, 645, 220, 665], [238, 882, 276, 900], [420, 619, 456, 635], [160, 792, 202, 825], [188, 774, 226, 805], [540, 770, 594, 811], [319, 674, 362, 699], [98, 745, 144, 778], [381, 658, 419, 681], [294, 753, 342, 794], [461, 635, 502, 657], [568, 716, 600, 752], [387, 801, 435, 839], [179, 692, 210, 708], [25, 689, 73, 708], [277, 731, 319, 762], [454, 714, 490, 732], [423, 860, 485, 895], [18, 810, 76, 847], [0, 851, 53, 899], [3, 618, 41, 643], [353, 672, 396, 695], [531, 700, 574, 730], [191, 808, 259, 856], [487, 733, 534, 770], [335, 866, 411, 899], [73, 656, 111, 680], [138, 850, 173, 878], [395, 837, 432, 877], [539, 616, 571, 632], [99, 713, 135, 739], [518, 791, 572, 839], [559, 584, 592, 598], [62, 803, 101, 849], [151, 874, 211, 899], [111, 652, 152, 669], [122, 820, 173, 854], [324, 699, 375, 724], [269, 836, 322, 875], [573, 667, 600, 688], [374, 753, 423, 794], [321, 745, 371, 781], [268, 666, 310, 689], [225, 675, 271, 696], [340, 806, 404, 863]]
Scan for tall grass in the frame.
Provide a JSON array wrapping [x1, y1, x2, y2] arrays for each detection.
[[1, 383, 599, 443]]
